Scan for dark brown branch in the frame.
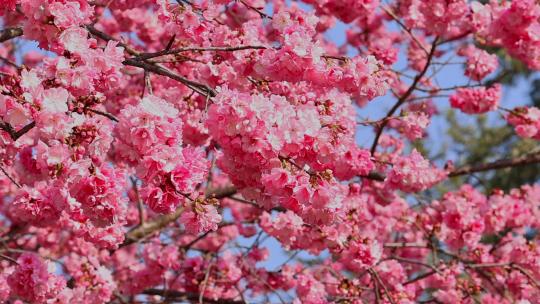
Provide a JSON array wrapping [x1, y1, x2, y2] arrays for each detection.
[[389, 256, 442, 275], [0, 253, 19, 265], [360, 171, 386, 182], [137, 45, 268, 60], [370, 37, 439, 154], [0, 121, 36, 141], [512, 263, 540, 289], [403, 270, 436, 286], [123, 58, 216, 98], [238, 0, 272, 19], [0, 165, 21, 188], [85, 25, 217, 98], [85, 25, 139, 56], [181, 222, 234, 251], [0, 56, 21, 69], [88, 109, 119, 122], [0, 27, 23, 43], [448, 151, 540, 177]]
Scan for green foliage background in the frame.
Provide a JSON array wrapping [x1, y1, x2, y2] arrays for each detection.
[[422, 52, 540, 193]]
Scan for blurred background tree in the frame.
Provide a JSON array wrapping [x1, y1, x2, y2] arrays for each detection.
[[438, 54, 540, 192]]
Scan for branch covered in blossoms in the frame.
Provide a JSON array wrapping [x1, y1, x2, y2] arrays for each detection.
[[0, 0, 539, 303]]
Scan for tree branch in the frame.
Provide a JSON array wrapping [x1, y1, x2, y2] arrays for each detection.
[[85, 25, 139, 56], [381, 6, 429, 56], [370, 37, 439, 154], [238, 0, 272, 19], [448, 151, 540, 177], [369, 269, 397, 304], [87, 109, 119, 122], [0, 27, 23, 43], [85, 25, 217, 98], [0, 165, 21, 188], [121, 186, 237, 247], [123, 58, 216, 97], [0, 121, 36, 141], [137, 45, 268, 61]]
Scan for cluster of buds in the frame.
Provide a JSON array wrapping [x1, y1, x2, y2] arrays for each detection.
[[0, 74, 23, 100], [69, 94, 104, 115], [66, 124, 98, 147]]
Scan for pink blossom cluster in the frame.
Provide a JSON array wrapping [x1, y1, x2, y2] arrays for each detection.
[[386, 149, 447, 193], [253, 9, 392, 104], [0, 0, 538, 303], [449, 85, 501, 114], [303, 0, 380, 24], [7, 253, 65, 303], [388, 111, 431, 140], [507, 106, 540, 140], [397, 0, 472, 37], [458, 44, 499, 81], [472, 0, 540, 69]]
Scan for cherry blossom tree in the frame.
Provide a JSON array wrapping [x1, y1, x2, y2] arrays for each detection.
[[0, 0, 539, 303]]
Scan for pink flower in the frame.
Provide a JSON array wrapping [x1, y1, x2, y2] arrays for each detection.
[[180, 203, 222, 234], [40, 88, 70, 113], [435, 290, 461, 304], [295, 273, 328, 304], [0, 274, 9, 302], [449, 85, 501, 114], [64, 253, 116, 303], [341, 239, 383, 272], [49, 1, 93, 29], [7, 253, 66, 303], [0, 0, 16, 12], [389, 111, 430, 140], [260, 211, 304, 248], [115, 95, 183, 163], [142, 185, 181, 214], [59, 27, 90, 54], [507, 106, 540, 140], [458, 45, 499, 81], [386, 149, 447, 193], [8, 183, 67, 226], [169, 147, 209, 194]]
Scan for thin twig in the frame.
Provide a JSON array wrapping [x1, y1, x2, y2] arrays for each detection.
[[199, 256, 216, 304], [0, 27, 23, 43], [86, 25, 216, 98], [389, 256, 442, 275], [370, 37, 439, 154], [381, 6, 429, 55], [512, 263, 540, 289], [124, 58, 216, 98], [369, 269, 397, 304], [238, 0, 272, 19], [0, 165, 21, 188], [87, 109, 119, 122], [0, 253, 18, 265], [86, 25, 139, 56], [0, 120, 36, 141], [144, 70, 153, 95]]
